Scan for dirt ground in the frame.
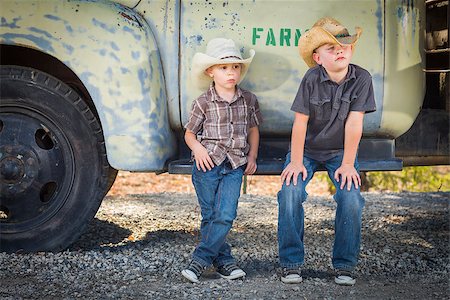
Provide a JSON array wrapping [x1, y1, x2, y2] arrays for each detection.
[[102, 172, 449, 300], [1, 171, 448, 299], [107, 171, 331, 197]]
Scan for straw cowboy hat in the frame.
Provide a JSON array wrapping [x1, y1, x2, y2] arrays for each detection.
[[191, 38, 255, 90], [299, 17, 362, 68]]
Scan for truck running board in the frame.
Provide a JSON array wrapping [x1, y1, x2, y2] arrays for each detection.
[[168, 158, 403, 175]]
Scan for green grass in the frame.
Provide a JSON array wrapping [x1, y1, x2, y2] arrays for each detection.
[[307, 166, 450, 194], [242, 166, 449, 194], [362, 166, 450, 193]]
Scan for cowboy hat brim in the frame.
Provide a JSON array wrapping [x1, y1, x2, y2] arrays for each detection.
[[299, 26, 362, 68], [191, 49, 256, 90]]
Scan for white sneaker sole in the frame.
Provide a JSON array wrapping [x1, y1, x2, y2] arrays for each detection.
[[218, 269, 246, 280], [335, 275, 356, 286], [181, 270, 199, 283], [281, 275, 303, 284]]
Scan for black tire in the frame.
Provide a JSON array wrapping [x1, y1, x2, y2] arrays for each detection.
[[104, 166, 119, 196], [0, 66, 110, 252]]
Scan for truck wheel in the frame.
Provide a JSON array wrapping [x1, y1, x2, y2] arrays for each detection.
[[104, 166, 119, 196], [0, 66, 110, 252]]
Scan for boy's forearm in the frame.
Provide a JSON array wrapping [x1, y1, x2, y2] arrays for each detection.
[[291, 113, 308, 163], [342, 129, 361, 165], [247, 126, 260, 159], [342, 112, 364, 165], [185, 130, 202, 152]]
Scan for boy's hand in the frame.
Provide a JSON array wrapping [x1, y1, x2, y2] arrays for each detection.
[[281, 161, 307, 186], [192, 144, 214, 172], [245, 155, 257, 175], [334, 164, 361, 190]]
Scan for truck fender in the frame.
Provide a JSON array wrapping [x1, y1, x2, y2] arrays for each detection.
[[0, 0, 176, 171]]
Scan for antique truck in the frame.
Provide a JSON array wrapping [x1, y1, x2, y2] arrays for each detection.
[[0, 0, 448, 252]]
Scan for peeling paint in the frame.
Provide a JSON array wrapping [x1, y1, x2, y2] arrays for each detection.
[[122, 25, 142, 40], [0, 0, 176, 171], [28, 27, 53, 39], [1, 0, 426, 170], [92, 18, 117, 33], [375, 0, 383, 53], [1, 33, 55, 52], [380, 0, 424, 137], [397, 0, 418, 47], [1, 17, 21, 28]]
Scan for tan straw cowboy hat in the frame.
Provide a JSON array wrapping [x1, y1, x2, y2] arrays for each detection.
[[299, 17, 362, 68], [191, 38, 255, 90]]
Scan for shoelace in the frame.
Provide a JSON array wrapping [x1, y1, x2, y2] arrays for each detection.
[[189, 261, 204, 276], [283, 268, 301, 276], [221, 263, 239, 272], [336, 270, 353, 277]]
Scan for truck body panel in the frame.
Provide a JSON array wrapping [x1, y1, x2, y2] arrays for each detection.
[[0, 0, 176, 170], [178, 0, 424, 139], [0, 0, 430, 171]]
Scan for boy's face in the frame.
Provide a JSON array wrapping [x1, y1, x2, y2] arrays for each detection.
[[206, 63, 242, 92], [312, 43, 353, 73]]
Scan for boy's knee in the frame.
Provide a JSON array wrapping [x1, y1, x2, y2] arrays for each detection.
[[201, 208, 214, 221], [278, 183, 307, 209], [335, 189, 365, 208], [214, 208, 236, 224], [281, 180, 306, 194]]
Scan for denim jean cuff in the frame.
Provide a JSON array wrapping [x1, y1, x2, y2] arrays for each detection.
[[191, 256, 210, 268], [333, 264, 354, 272], [279, 262, 303, 269], [214, 258, 236, 268]]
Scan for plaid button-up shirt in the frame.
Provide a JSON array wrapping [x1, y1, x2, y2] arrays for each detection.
[[185, 83, 263, 169]]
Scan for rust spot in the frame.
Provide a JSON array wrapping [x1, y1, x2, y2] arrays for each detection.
[[120, 12, 133, 21], [118, 11, 142, 28]]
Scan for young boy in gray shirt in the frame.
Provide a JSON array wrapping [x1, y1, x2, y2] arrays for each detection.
[[277, 17, 376, 286]]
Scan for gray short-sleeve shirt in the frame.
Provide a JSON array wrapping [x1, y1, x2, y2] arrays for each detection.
[[290, 64, 376, 161]]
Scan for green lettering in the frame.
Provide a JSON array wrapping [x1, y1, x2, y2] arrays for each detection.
[[252, 27, 263, 45], [280, 28, 291, 46], [266, 28, 276, 46], [294, 29, 302, 46], [251, 28, 305, 47]]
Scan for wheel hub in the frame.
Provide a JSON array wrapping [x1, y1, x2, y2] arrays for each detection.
[[0, 145, 38, 195], [0, 110, 67, 228], [1, 156, 25, 182]]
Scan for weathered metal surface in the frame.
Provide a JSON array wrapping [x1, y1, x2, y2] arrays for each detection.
[[134, 0, 180, 128], [1, 0, 427, 171], [0, 0, 176, 171], [381, 0, 426, 137], [178, 0, 425, 138]]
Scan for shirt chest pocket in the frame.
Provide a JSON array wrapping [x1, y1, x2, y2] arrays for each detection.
[[311, 97, 332, 120], [338, 95, 356, 120], [232, 106, 249, 136]]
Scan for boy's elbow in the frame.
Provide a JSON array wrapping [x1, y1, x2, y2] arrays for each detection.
[[249, 126, 260, 134], [184, 129, 194, 141], [345, 125, 363, 138]]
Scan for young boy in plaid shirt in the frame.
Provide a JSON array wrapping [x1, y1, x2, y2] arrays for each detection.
[[181, 38, 262, 283]]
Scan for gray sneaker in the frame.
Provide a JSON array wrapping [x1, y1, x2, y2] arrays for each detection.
[[281, 267, 303, 284], [334, 269, 356, 286], [216, 262, 246, 280], [181, 260, 204, 283]]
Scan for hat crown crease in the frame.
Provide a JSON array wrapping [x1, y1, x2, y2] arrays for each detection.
[[191, 37, 255, 90], [322, 24, 349, 36], [207, 48, 242, 60]]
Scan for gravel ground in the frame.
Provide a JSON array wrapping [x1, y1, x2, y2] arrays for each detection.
[[0, 191, 449, 299]]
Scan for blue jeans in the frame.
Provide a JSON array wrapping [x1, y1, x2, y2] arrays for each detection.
[[277, 152, 365, 271], [191, 160, 244, 267]]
